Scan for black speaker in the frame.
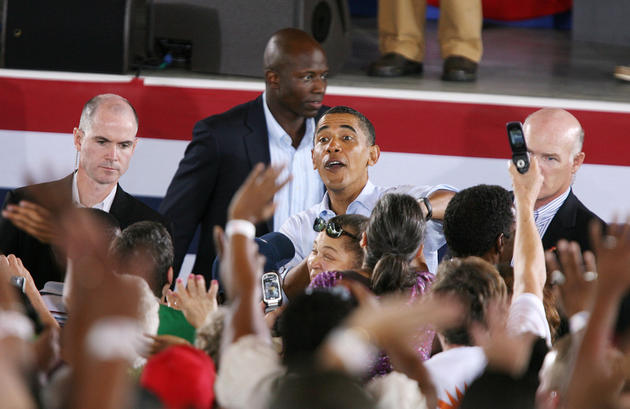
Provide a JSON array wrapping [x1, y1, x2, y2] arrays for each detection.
[[1, 0, 133, 74], [150, 0, 351, 77]]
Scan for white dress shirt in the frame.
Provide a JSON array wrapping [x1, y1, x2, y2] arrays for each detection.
[[263, 94, 324, 231], [71, 171, 117, 212], [279, 180, 457, 274]]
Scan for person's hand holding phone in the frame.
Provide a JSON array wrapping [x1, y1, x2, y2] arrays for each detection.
[[507, 121, 530, 174]]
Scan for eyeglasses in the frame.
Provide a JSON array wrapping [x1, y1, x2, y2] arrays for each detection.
[[313, 217, 359, 240]]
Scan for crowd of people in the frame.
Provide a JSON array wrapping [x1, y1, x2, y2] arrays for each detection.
[[0, 28, 627, 409]]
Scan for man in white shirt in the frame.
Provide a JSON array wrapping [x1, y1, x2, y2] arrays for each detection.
[[0, 94, 169, 288], [160, 28, 329, 280], [523, 108, 604, 252], [281, 106, 455, 297]]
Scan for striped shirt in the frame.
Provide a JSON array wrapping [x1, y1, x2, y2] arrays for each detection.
[[263, 93, 324, 231], [533, 188, 571, 238]]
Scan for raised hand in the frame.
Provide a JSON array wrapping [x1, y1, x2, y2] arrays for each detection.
[[509, 156, 543, 212], [564, 217, 630, 409], [0, 254, 59, 328], [545, 240, 597, 318], [60, 208, 142, 365], [343, 292, 464, 351], [2, 200, 59, 245], [590, 218, 630, 295], [228, 163, 290, 223], [216, 225, 266, 300], [509, 156, 546, 299], [167, 276, 219, 328], [471, 299, 536, 377], [0, 256, 22, 311]]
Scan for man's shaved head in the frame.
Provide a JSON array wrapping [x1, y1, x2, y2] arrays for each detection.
[[523, 108, 586, 207], [262, 28, 328, 120], [263, 28, 324, 72], [78, 93, 138, 134], [524, 108, 584, 157]]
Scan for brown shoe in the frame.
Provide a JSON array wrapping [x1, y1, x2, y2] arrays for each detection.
[[614, 65, 630, 82], [368, 53, 423, 77], [442, 56, 478, 82]]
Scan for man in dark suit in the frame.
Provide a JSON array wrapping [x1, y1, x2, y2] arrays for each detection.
[[160, 28, 329, 279], [523, 108, 604, 252], [0, 94, 169, 288]]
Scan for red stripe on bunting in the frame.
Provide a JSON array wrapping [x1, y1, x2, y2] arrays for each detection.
[[0, 76, 628, 166]]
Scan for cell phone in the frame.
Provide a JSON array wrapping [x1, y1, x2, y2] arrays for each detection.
[[506, 121, 529, 174], [10, 276, 26, 293], [261, 272, 282, 309], [9, 276, 44, 333]]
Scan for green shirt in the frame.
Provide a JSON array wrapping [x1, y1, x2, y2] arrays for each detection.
[[157, 304, 196, 344]]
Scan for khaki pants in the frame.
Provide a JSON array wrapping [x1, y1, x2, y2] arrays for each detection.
[[378, 0, 482, 63]]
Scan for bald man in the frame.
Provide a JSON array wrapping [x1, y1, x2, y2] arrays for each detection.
[[160, 28, 329, 279], [523, 108, 604, 252], [0, 94, 170, 288]]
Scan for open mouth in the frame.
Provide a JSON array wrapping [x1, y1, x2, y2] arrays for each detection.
[[324, 160, 346, 170]]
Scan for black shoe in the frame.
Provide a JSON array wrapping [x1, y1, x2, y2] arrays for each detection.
[[442, 56, 478, 81], [368, 53, 423, 77]]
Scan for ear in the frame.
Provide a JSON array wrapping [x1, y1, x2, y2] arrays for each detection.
[[359, 231, 367, 249], [73, 127, 83, 151], [415, 243, 424, 258], [367, 144, 380, 167], [312, 148, 317, 170], [265, 69, 279, 89], [167, 266, 174, 285], [161, 282, 171, 303], [413, 243, 425, 265], [572, 152, 585, 173], [496, 233, 505, 255]]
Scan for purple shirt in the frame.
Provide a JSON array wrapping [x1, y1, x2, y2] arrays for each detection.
[[309, 270, 435, 377]]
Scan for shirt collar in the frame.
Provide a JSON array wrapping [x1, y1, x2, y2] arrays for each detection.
[[72, 171, 117, 212], [534, 187, 571, 216], [317, 179, 377, 216], [353, 180, 378, 212], [262, 92, 314, 150]]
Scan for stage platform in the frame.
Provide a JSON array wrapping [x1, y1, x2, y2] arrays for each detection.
[[135, 18, 630, 103]]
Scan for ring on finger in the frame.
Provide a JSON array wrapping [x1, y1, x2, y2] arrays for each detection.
[[583, 271, 598, 282], [550, 270, 566, 286]]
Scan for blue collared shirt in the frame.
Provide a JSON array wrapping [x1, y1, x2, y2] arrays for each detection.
[[279, 180, 457, 274], [533, 187, 571, 239], [263, 93, 324, 231]]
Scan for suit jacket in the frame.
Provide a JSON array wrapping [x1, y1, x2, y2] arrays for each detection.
[[542, 190, 605, 253], [160, 95, 328, 279], [0, 174, 170, 288]]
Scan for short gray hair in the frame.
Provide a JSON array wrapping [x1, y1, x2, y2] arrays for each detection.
[[78, 93, 138, 132], [572, 127, 584, 158]]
